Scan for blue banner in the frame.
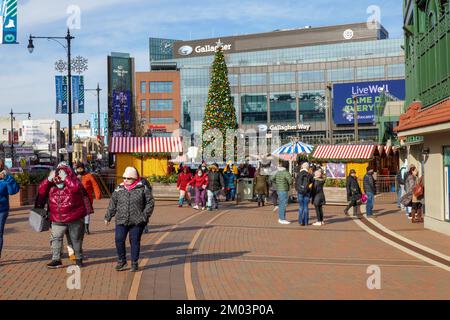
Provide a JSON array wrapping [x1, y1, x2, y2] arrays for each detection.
[[72, 75, 85, 113], [112, 90, 132, 137], [55, 76, 68, 114], [332, 80, 405, 125], [0, 0, 18, 44]]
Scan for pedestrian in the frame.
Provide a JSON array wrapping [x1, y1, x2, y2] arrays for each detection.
[[38, 162, 88, 269], [344, 169, 363, 217], [199, 161, 208, 174], [75, 162, 102, 235], [206, 163, 224, 211], [295, 162, 314, 226], [238, 163, 250, 178], [248, 163, 256, 179], [411, 174, 424, 223], [269, 176, 279, 211], [0, 161, 20, 261], [403, 164, 417, 219], [105, 167, 155, 272], [223, 162, 237, 201], [177, 166, 193, 207], [363, 166, 377, 217], [187, 169, 208, 211], [270, 163, 292, 225], [311, 169, 326, 226], [396, 164, 407, 209], [253, 169, 269, 207]]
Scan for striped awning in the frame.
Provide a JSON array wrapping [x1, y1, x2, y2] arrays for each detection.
[[312, 145, 377, 161], [109, 137, 183, 154]]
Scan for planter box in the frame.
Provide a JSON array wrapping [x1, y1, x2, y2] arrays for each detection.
[[151, 183, 179, 200], [9, 184, 39, 208], [324, 187, 348, 206]]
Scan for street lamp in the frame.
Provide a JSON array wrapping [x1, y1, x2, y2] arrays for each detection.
[[28, 29, 75, 167]]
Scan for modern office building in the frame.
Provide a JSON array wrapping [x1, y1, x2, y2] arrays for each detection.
[[148, 22, 405, 144], [395, 0, 450, 235]]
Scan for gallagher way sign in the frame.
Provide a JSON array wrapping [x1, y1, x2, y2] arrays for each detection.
[[0, 0, 18, 44], [332, 79, 405, 125]]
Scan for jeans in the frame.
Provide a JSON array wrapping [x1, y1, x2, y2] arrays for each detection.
[[278, 191, 288, 221], [51, 218, 85, 261], [194, 188, 206, 208], [397, 185, 404, 209], [314, 205, 324, 222], [207, 190, 220, 209], [0, 211, 9, 257], [298, 194, 310, 225], [256, 194, 266, 204], [366, 192, 375, 216], [226, 188, 236, 201], [115, 224, 145, 263]]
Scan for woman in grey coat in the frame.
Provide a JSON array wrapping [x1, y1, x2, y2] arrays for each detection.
[[105, 167, 155, 272]]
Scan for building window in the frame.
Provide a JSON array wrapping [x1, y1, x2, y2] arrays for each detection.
[[327, 68, 354, 82], [141, 100, 146, 111], [299, 91, 326, 122], [356, 66, 385, 80], [228, 74, 239, 86], [140, 81, 147, 94], [150, 82, 173, 93], [298, 70, 325, 83], [2, 129, 7, 135], [241, 94, 267, 124], [240, 73, 267, 86], [150, 117, 174, 124], [387, 64, 405, 78], [270, 72, 296, 85], [150, 99, 173, 111], [270, 93, 297, 123]]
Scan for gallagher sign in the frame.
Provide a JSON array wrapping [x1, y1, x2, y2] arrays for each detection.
[[332, 79, 405, 125]]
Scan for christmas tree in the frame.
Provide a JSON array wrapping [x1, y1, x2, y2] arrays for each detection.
[[202, 44, 238, 161]]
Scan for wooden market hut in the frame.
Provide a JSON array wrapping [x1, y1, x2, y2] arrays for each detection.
[[109, 137, 183, 184]]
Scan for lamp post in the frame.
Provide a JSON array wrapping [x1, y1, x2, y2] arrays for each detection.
[[28, 29, 75, 166], [9, 109, 31, 167]]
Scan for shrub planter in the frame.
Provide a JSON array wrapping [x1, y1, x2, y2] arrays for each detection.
[[26, 184, 38, 205], [10, 187, 28, 208], [324, 187, 348, 206], [151, 183, 179, 200]]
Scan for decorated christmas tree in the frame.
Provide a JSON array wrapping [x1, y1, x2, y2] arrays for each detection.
[[202, 44, 238, 161]]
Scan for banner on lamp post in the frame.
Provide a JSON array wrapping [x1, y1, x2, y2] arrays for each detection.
[[0, 0, 18, 44], [72, 75, 85, 113], [55, 76, 69, 114]]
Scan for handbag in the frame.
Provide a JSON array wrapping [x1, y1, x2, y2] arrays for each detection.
[[29, 207, 50, 232], [361, 194, 368, 204], [80, 186, 94, 215], [413, 183, 424, 198]]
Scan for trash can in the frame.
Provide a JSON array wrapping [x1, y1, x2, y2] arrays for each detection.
[[236, 178, 254, 203]]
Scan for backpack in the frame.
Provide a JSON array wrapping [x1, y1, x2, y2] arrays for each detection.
[[396, 171, 404, 186], [297, 173, 310, 195]]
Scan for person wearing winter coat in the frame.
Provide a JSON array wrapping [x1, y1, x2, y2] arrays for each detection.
[[295, 162, 314, 226], [206, 164, 224, 211], [311, 169, 326, 226], [105, 167, 155, 272], [187, 169, 208, 210], [223, 165, 237, 201], [363, 166, 377, 217], [270, 164, 293, 225], [344, 169, 363, 217], [0, 160, 20, 261], [403, 164, 417, 218], [177, 166, 193, 207], [253, 169, 269, 207], [38, 162, 88, 269], [75, 162, 102, 235]]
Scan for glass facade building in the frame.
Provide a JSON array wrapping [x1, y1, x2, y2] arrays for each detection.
[[149, 23, 405, 143]]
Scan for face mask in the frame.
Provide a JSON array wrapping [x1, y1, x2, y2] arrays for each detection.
[[56, 183, 64, 189], [198, 173, 202, 177]]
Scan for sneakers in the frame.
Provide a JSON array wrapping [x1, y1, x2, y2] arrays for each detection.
[[47, 260, 63, 269], [178, 205, 183, 208], [115, 261, 128, 272], [278, 219, 291, 225], [313, 221, 322, 226], [273, 206, 279, 212], [202, 207, 206, 211], [193, 205, 199, 210], [130, 263, 139, 273]]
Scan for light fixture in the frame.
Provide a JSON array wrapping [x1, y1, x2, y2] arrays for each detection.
[[27, 36, 34, 54]]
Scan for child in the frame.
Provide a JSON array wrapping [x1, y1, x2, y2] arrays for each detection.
[[177, 166, 193, 207]]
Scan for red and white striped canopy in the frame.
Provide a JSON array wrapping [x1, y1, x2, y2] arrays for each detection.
[[109, 137, 183, 154], [312, 145, 376, 161]]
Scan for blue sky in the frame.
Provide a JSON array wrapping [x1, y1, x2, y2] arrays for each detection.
[[0, 0, 403, 127]]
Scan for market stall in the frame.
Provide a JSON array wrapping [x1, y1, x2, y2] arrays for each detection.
[[109, 137, 183, 184]]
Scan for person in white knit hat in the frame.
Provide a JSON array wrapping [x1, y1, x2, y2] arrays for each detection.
[[105, 167, 155, 272]]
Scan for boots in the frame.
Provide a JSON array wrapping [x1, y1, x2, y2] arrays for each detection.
[[411, 208, 417, 223], [85, 224, 90, 235], [416, 207, 424, 223]]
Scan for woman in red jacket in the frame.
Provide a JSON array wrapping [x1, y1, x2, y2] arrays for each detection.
[[38, 162, 88, 269], [177, 166, 192, 208], [187, 169, 208, 210]]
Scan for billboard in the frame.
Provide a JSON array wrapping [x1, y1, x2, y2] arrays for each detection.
[[332, 80, 405, 125], [111, 90, 133, 137], [0, 0, 18, 44], [22, 120, 60, 152]]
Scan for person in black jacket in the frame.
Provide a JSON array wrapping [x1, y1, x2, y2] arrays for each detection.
[[363, 166, 376, 217], [344, 169, 362, 217], [206, 163, 224, 211], [311, 169, 326, 226]]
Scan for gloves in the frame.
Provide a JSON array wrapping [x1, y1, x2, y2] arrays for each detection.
[[58, 169, 68, 181], [48, 170, 56, 182]]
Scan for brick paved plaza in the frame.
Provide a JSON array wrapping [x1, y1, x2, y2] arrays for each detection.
[[0, 199, 449, 300]]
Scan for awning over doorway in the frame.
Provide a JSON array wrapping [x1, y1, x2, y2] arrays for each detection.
[[312, 145, 377, 161], [109, 137, 183, 154]]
